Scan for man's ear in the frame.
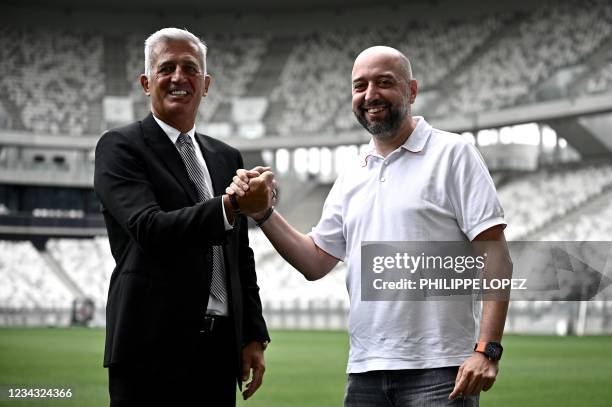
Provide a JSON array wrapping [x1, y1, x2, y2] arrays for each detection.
[[140, 74, 151, 96], [409, 79, 418, 104], [203, 74, 212, 97]]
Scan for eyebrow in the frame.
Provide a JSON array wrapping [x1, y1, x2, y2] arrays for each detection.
[[352, 73, 397, 84], [157, 55, 200, 64], [158, 60, 199, 66]]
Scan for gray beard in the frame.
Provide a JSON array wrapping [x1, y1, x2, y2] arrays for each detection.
[[354, 103, 407, 139]]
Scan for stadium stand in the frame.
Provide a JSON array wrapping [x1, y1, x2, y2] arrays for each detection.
[[0, 1, 610, 137], [46, 238, 114, 307], [249, 228, 349, 329], [586, 46, 612, 95], [538, 189, 612, 241], [1, 0, 612, 333], [433, 0, 612, 117], [0, 241, 72, 309], [498, 163, 612, 240], [268, 14, 506, 135], [0, 26, 105, 135]]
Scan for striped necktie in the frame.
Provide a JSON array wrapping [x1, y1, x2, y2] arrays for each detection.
[[176, 133, 227, 304]]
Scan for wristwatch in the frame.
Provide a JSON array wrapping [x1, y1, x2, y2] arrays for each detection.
[[474, 341, 503, 361], [228, 194, 241, 215]]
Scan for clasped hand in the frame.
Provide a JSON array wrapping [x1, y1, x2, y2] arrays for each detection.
[[226, 166, 277, 219]]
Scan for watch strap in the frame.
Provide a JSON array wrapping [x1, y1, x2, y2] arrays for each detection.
[[229, 194, 241, 215], [474, 342, 487, 353], [255, 207, 274, 227], [474, 341, 503, 361]]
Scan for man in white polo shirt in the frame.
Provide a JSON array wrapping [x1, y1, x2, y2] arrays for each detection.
[[229, 46, 512, 406]]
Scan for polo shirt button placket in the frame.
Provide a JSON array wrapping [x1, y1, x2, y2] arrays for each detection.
[[380, 159, 389, 182], [380, 163, 386, 182]]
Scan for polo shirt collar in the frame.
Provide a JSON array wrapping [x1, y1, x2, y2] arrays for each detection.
[[359, 116, 432, 166], [401, 116, 431, 153]]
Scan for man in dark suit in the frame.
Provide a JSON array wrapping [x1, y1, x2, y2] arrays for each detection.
[[94, 28, 274, 406]]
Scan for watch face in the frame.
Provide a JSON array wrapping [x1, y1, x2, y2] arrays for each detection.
[[486, 343, 502, 359]]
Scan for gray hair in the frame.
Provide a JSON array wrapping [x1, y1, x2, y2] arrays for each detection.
[[144, 28, 208, 76]]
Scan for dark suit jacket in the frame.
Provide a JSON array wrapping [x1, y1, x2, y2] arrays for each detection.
[[94, 113, 269, 378]]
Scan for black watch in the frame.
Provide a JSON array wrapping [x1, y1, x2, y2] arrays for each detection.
[[228, 194, 241, 215], [474, 341, 503, 361]]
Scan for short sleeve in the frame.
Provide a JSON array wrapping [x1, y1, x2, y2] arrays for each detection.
[[308, 173, 347, 260], [448, 143, 506, 241]]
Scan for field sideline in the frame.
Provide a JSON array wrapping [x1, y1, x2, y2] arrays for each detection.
[[0, 328, 611, 406]]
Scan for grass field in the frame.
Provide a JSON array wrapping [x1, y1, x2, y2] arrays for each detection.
[[0, 329, 611, 406]]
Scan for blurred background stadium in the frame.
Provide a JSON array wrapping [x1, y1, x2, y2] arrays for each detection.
[[0, 0, 611, 405]]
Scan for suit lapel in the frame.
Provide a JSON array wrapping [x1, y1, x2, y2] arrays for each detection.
[[140, 113, 199, 203], [195, 132, 228, 195]]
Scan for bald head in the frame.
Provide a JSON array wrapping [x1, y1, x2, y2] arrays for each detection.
[[353, 46, 413, 82], [351, 45, 418, 143]]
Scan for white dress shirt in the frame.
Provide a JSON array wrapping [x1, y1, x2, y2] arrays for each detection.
[[153, 114, 231, 316]]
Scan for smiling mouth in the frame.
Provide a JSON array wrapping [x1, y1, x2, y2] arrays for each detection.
[[169, 90, 188, 96], [362, 104, 389, 117]]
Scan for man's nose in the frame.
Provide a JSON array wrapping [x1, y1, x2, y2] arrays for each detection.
[[364, 84, 379, 102], [170, 66, 186, 81]]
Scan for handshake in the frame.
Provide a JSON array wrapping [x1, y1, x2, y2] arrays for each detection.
[[225, 166, 278, 222]]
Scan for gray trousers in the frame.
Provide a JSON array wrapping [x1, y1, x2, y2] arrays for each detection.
[[344, 367, 479, 407]]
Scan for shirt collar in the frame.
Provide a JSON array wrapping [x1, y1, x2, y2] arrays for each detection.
[[359, 116, 432, 166], [152, 114, 196, 145], [401, 116, 431, 153]]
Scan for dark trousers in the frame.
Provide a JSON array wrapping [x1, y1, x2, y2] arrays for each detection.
[[108, 316, 237, 407]]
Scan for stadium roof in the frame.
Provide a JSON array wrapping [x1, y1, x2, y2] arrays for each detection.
[[7, 0, 419, 14]]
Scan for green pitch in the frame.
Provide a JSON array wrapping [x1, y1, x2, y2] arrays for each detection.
[[0, 329, 611, 406]]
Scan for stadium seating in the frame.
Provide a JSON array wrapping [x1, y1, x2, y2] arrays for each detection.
[[2, 1, 612, 332], [248, 228, 349, 311], [498, 163, 612, 240], [538, 190, 612, 241], [586, 48, 612, 95], [1, 2, 612, 137], [433, 0, 612, 117], [46, 238, 114, 307], [0, 27, 104, 135], [269, 15, 505, 135], [0, 241, 72, 309]]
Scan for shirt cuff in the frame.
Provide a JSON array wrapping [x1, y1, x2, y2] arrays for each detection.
[[221, 198, 233, 231]]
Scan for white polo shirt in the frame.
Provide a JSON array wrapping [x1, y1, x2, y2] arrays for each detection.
[[309, 116, 506, 373]]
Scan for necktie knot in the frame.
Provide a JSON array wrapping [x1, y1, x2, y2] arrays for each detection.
[[176, 133, 191, 146]]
